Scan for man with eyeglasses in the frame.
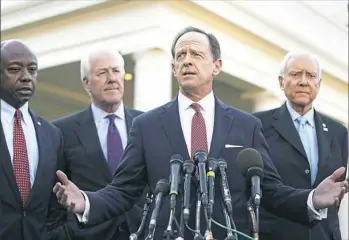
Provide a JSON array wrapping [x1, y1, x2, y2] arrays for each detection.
[[254, 53, 348, 240]]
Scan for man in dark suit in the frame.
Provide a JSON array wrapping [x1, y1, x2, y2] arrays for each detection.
[[254, 53, 348, 240], [0, 40, 67, 240], [51, 49, 144, 240], [53, 27, 348, 240]]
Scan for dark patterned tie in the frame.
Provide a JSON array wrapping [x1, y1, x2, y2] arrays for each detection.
[[106, 114, 124, 173], [191, 103, 208, 158], [13, 109, 31, 207]]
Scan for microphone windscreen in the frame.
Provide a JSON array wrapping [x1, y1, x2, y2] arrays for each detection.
[[170, 154, 183, 164], [236, 148, 263, 178], [155, 179, 170, 194]]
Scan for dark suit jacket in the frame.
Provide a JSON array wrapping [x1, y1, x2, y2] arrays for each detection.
[[52, 106, 144, 240], [84, 96, 314, 240], [0, 110, 66, 240], [254, 103, 348, 240]]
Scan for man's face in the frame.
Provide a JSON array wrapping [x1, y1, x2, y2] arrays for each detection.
[[172, 32, 221, 96], [0, 41, 38, 108], [279, 56, 320, 108], [83, 53, 124, 108]]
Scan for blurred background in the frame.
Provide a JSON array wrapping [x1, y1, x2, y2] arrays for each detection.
[[1, 0, 348, 239]]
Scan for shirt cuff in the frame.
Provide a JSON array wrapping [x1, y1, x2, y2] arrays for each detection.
[[75, 191, 90, 223], [307, 189, 328, 220]]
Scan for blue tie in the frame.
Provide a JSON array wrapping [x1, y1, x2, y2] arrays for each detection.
[[106, 114, 124, 173], [297, 116, 316, 185]]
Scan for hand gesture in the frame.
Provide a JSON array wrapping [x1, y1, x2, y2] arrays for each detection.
[[53, 170, 86, 214], [313, 167, 348, 210]]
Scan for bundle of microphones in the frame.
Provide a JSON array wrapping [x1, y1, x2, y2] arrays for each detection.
[[129, 148, 264, 240]]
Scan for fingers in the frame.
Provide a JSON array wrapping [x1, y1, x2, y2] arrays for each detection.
[[329, 167, 346, 182], [67, 202, 76, 212], [53, 182, 62, 193], [56, 170, 70, 185]]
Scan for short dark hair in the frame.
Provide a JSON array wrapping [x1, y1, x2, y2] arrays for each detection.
[[171, 26, 221, 61]]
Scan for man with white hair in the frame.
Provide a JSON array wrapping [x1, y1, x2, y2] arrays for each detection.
[[51, 48, 144, 240], [254, 52, 348, 240]]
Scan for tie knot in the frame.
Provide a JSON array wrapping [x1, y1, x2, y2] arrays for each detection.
[[297, 116, 308, 126], [106, 114, 117, 123], [14, 109, 22, 120], [191, 103, 202, 113]]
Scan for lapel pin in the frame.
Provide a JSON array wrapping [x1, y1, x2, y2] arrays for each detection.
[[322, 123, 326, 127], [323, 127, 328, 132], [37, 121, 41, 126]]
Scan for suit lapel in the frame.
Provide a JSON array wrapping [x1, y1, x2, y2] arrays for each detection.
[[159, 99, 191, 161], [314, 111, 331, 184], [124, 108, 134, 134], [75, 107, 112, 182], [0, 122, 21, 204], [209, 98, 234, 158], [26, 111, 48, 206], [272, 104, 308, 159]]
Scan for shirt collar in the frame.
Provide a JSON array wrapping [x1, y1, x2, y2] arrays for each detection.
[[0, 99, 31, 125], [178, 91, 215, 113], [286, 100, 315, 128], [91, 102, 125, 122]]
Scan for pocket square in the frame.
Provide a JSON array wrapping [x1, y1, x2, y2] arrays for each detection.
[[225, 144, 243, 148]]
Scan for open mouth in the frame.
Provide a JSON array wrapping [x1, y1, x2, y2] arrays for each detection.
[[17, 87, 32, 94]]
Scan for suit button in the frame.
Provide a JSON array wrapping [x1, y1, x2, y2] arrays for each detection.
[[305, 169, 310, 174], [23, 211, 26, 217]]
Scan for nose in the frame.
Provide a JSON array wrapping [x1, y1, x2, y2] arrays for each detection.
[[183, 53, 193, 67], [19, 69, 33, 82], [299, 73, 308, 86]]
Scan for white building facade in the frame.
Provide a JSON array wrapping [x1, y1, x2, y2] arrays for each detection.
[[1, 1, 348, 238]]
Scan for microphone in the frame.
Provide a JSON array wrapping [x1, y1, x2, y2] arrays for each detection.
[[169, 154, 184, 209], [236, 148, 264, 240], [217, 158, 238, 240], [182, 159, 195, 224], [236, 148, 264, 207], [206, 157, 218, 218], [146, 179, 170, 240], [129, 191, 154, 240], [193, 151, 208, 207]]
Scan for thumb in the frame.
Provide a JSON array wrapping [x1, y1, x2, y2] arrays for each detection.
[[329, 167, 346, 182], [56, 170, 70, 185]]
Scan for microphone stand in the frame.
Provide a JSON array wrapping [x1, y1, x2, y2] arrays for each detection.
[[247, 198, 259, 240], [222, 201, 235, 240], [175, 197, 185, 240], [129, 192, 154, 240], [194, 190, 204, 240]]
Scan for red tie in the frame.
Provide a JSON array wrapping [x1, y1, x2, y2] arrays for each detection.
[[191, 103, 208, 158], [13, 109, 31, 207]]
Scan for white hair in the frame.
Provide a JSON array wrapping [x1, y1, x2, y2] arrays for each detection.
[[80, 48, 125, 81], [279, 52, 322, 80]]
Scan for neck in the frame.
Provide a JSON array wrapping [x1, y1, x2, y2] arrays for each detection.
[[93, 101, 121, 113], [180, 88, 212, 102], [291, 103, 312, 116]]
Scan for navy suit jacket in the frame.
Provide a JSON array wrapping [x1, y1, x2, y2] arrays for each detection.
[[0, 110, 66, 240], [254, 104, 348, 240], [85, 97, 313, 240], [52, 106, 145, 240]]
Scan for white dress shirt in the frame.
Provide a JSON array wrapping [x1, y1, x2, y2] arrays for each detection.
[[0, 99, 39, 187], [77, 93, 326, 222], [178, 91, 215, 156], [91, 102, 128, 157]]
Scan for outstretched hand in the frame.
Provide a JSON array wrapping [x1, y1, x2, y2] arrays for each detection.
[[313, 167, 348, 210], [53, 170, 85, 214]]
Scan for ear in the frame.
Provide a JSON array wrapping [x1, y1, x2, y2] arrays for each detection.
[[278, 76, 284, 90], [82, 77, 91, 92], [172, 61, 176, 76], [212, 59, 222, 77]]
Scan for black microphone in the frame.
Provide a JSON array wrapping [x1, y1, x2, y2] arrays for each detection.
[[129, 191, 154, 240], [169, 154, 184, 209], [182, 160, 195, 224], [236, 148, 264, 240], [236, 148, 264, 207], [206, 157, 218, 218], [193, 151, 208, 207], [146, 179, 170, 240], [217, 158, 233, 214]]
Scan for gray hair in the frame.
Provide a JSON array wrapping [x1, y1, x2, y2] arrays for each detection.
[[80, 48, 125, 81], [279, 52, 322, 80]]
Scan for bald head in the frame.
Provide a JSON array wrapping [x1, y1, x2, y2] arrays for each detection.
[[0, 39, 38, 108]]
